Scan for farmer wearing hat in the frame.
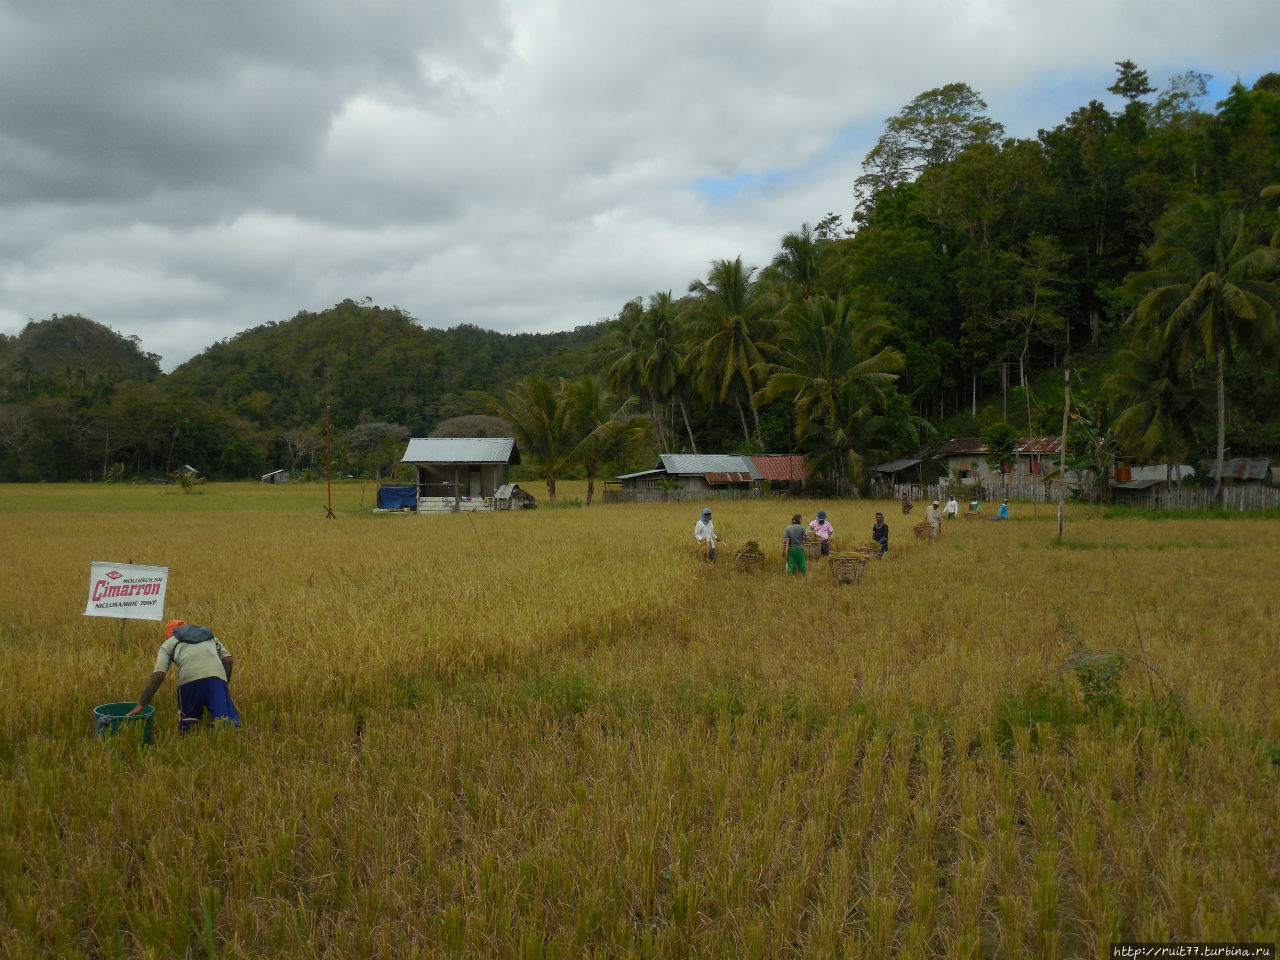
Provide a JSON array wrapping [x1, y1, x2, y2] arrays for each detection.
[[925, 499, 942, 537], [127, 620, 240, 732], [808, 509, 834, 557], [694, 507, 722, 561]]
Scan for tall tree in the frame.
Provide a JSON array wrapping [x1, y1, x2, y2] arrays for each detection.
[[1002, 234, 1069, 431], [760, 224, 823, 307], [1127, 196, 1280, 499], [685, 258, 768, 444], [1105, 348, 1204, 486], [605, 293, 695, 452], [854, 82, 1005, 215], [565, 374, 649, 505], [491, 376, 574, 505], [753, 294, 904, 493]]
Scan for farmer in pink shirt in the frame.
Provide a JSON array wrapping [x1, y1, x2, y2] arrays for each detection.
[[808, 509, 834, 557]]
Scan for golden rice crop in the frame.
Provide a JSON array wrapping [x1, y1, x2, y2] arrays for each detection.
[[0, 482, 1277, 958]]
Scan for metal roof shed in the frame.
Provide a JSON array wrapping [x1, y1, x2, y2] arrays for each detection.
[[401, 438, 520, 465], [658, 454, 762, 480], [400, 437, 521, 507]]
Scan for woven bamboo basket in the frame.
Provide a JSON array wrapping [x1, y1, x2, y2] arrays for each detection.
[[912, 521, 933, 540], [735, 552, 765, 573], [828, 554, 867, 585], [964, 511, 980, 521], [803, 537, 826, 559], [854, 541, 883, 560]]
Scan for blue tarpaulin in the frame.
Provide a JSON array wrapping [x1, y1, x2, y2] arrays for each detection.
[[377, 485, 418, 510]]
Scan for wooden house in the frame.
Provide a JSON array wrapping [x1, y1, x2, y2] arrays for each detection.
[[612, 454, 762, 503], [261, 468, 290, 485], [931, 437, 1064, 486], [400, 437, 521, 512]]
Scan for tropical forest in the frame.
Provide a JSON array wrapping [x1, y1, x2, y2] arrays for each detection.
[[2, 63, 1278, 497]]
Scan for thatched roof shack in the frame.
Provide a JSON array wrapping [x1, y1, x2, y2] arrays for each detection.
[[400, 437, 521, 512]]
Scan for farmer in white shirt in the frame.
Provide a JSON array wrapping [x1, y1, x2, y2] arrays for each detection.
[[127, 619, 240, 733], [943, 496, 959, 519], [694, 507, 722, 562]]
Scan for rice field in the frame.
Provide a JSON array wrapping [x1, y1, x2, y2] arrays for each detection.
[[1, 482, 1277, 958]]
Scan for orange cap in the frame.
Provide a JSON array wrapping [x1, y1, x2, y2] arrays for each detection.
[[164, 619, 186, 638]]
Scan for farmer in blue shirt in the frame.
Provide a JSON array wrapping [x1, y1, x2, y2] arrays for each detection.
[[128, 619, 240, 732]]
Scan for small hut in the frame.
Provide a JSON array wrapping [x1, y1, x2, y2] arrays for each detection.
[[261, 468, 290, 485], [400, 437, 521, 512], [494, 483, 537, 510]]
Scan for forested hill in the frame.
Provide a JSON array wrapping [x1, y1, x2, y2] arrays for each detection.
[[3, 63, 1279, 487], [0, 302, 617, 482], [0, 314, 161, 394], [166, 299, 616, 432]]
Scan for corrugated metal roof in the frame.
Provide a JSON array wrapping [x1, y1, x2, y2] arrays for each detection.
[[751, 454, 808, 483], [401, 437, 520, 464], [1198, 458, 1271, 481], [705, 472, 753, 484], [1014, 437, 1062, 455], [1112, 477, 1166, 491], [659, 454, 761, 480], [932, 437, 1062, 457], [932, 438, 986, 456], [871, 458, 921, 474], [615, 468, 665, 481]]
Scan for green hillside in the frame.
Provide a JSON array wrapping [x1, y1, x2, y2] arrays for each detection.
[[1, 64, 1278, 487]]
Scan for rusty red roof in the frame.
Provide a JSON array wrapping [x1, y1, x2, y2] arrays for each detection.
[[705, 472, 753, 484], [750, 454, 808, 483], [1198, 458, 1271, 481]]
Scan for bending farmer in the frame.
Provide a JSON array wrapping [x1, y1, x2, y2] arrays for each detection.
[[128, 620, 241, 732]]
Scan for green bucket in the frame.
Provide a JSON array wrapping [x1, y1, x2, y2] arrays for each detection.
[[93, 702, 155, 746]]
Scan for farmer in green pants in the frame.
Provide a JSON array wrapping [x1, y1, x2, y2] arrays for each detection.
[[783, 513, 808, 574]]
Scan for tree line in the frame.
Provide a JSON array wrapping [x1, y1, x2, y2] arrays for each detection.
[[2, 62, 1278, 496], [499, 63, 1280, 502]]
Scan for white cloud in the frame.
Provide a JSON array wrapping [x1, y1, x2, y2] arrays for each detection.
[[0, 0, 1276, 369]]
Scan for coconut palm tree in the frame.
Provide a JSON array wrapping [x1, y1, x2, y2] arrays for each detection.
[[1127, 196, 1280, 500], [753, 294, 905, 493], [606, 293, 698, 453], [759, 224, 823, 308], [564, 374, 650, 505], [685, 257, 769, 443], [491, 376, 573, 505], [639, 292, 697, 453], [1104, 348, 1205, 488]]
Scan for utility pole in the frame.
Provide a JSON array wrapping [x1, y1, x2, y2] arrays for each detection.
[[1058, 359, 1070, 539]]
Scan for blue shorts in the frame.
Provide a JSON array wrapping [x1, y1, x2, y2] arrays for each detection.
[[177, 676, 241, 732]]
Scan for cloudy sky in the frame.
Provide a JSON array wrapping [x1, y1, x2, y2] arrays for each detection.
[[1, 0, 1275, 370]]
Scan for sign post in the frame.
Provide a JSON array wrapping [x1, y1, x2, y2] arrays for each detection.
[[84, 563, 170, 631]]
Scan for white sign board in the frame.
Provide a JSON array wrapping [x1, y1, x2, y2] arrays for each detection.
[[84, 562, 170, 621]]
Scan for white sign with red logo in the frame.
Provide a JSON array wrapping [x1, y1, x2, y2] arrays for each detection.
[[84, 562, 170, 621]]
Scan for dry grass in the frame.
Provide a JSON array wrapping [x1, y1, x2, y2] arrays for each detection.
[[1, 482, 1277, 958]]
